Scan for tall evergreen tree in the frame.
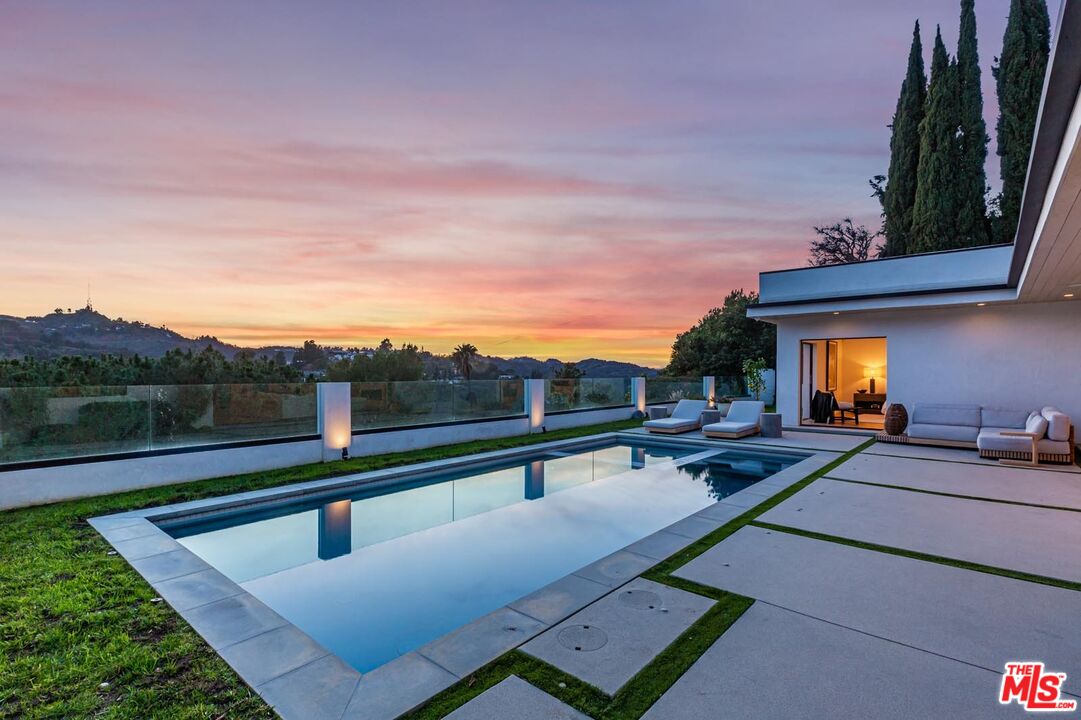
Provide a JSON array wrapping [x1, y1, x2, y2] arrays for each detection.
[[912, 28, 962, 252], [955, 0, 990, 246], [882, 21, 927, 256], [993, 0, 1050, 242]]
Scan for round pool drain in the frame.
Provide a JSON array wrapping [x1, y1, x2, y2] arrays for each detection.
[[618, 589, 662, 611], [557, 625, 608, 652]]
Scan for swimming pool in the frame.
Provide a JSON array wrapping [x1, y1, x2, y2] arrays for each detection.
[[161, 439, 800, 672]]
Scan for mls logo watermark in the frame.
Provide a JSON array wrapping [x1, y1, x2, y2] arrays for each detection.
[[999, 662, 1077, 712]]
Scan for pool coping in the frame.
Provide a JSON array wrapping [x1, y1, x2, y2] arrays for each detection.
[[89, 432, 837, 720]]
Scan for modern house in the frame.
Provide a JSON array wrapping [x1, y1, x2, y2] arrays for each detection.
[[749, 1, 1081, 431]]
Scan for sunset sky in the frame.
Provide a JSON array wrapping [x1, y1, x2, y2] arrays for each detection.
[[1, 1, 1015, 367]]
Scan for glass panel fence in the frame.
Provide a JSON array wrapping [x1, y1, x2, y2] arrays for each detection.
[[644, 377, 705, 404], [351, 379, 525, 431], [149, 383, 318, 450], [0, 385, 151, 463], [544, 378, 632, 412]]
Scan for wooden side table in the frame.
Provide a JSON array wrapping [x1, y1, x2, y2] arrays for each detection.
[[853, 393, 887, 414]]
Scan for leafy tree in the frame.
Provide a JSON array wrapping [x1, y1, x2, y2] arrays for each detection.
[[882, 21, 927, 257], [325, 340, 424, 382], [912, 28, 963, 253], [0, 347, 303, 387], [742, 357, 769, 400], [665, 290, 775, 379], [451, 343, 479, 381], [555, 362, 584, 379], [956, 0, 991, 246], [808, 218, 882, 266], [294, 340, 328, 370], [994, 0, 1050, 242]]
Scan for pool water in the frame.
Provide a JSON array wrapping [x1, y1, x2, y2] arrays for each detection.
[[165, 440, 799, 672]]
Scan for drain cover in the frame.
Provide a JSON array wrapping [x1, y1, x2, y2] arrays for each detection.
[[618, 589, 662, 611], [557, 625, 608, 652]]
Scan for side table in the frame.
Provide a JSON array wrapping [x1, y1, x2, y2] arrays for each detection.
[[760, 412, 783, 438]]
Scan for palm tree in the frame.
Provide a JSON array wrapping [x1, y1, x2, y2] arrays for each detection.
[[451, 343, 478, 381]]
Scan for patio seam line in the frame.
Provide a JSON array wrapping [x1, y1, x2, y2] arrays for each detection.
[[862, 448, 1081, 474], [165, 584, 246, 613], [253, 651, 349, 691], [136, 563, 211, 585], [824, 475, 1081, 513], [415, 650, 467, 681], [749, 521, 1081, 593]]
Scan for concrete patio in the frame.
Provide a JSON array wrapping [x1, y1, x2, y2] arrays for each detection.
[[454, 439, 1081, 718]]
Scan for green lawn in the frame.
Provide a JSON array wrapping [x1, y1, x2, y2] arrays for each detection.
[[0, 419, 641, 720]]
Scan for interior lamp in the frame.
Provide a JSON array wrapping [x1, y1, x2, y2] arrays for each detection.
[[862, 367, 880, 394]]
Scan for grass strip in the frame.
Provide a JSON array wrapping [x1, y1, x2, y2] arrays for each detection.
[[0, 418, 641, 720], [405, 439, 877, 718], [751, 521, 1081, 593], [826, 476, 1081, 514]]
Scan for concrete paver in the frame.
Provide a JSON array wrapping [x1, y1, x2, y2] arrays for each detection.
[[758, 478, 1081, 582], [642, 602, 1029, 720], [674, 525, 1081, 681], [522, 578, 713, 695], [828, 452, 1081, 509]]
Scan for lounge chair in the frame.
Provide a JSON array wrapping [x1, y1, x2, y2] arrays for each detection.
[[643, 399, 709, 434], [702, 400, 765, 439]]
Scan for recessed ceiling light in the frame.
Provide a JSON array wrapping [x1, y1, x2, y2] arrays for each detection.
[[1066, 293, 1075, 298], [976, 302, 986, 306], [832, 311, 840, 315]]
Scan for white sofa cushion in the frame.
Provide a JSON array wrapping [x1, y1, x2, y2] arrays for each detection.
[[907, 423, 979, 443], [977, 430, 1071, 456], [911, 403, 982, 427], [1025, 412, 1049, 437], [725, 401, 765, 424], [1041, 407, 1071, 442], [670, 399, 709, 421], [980, 407, 1031, 429]]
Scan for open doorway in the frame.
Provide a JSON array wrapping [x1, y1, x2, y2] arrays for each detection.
[[799, 337, 886, 430]]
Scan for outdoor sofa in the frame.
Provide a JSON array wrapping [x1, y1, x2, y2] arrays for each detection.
[[703, 400, 765, 439], [643, 399, 709, 434], [879, 403, 1075, 464]]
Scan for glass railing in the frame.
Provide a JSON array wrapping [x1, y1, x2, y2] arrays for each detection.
[[351, 379, 525, 431], [644, 377, 705, 403], [543, 378, 633, 412], [0, 383, 318, 465]]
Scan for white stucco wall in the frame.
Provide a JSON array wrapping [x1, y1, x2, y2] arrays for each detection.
[[0, 439, 324, 510], [774, 300, 1081, 426]]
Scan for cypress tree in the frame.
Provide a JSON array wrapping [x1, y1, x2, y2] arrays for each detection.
[[993, 0, 1050, 242], [955, 0, 990, 246], [882, 21, 927, 257], [912, 28, 962, 253]]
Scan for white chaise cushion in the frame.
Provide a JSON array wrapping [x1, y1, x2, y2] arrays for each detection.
[[725, 401, 765, 424], [670, 399, 709, 421], [643, 417, 700, 432], [702, 420, 757, 435]]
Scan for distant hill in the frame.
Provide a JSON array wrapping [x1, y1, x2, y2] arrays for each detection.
[[0, 307, 658, 376]]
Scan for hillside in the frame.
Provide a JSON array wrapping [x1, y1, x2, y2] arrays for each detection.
[[0, 307, 658, 376]]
